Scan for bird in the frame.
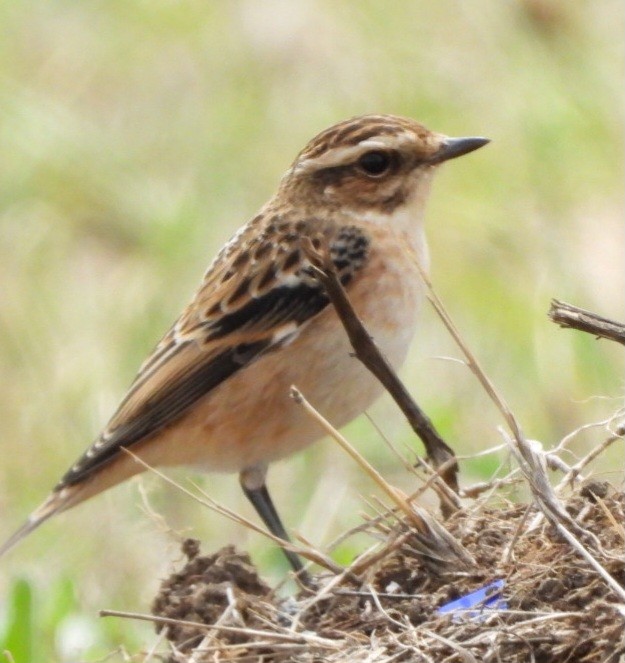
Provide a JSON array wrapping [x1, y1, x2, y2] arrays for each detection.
[[0, 114, 488, 575]]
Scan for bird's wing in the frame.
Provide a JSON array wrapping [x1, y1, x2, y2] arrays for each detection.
[[59, 217, 370, 487]]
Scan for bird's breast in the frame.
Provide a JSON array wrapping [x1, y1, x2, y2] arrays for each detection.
[[158, 225, 428, 473]]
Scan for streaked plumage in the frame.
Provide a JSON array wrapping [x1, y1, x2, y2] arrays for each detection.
[[0, 115, 488, 568]]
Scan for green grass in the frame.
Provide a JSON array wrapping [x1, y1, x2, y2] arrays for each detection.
[[0, 1, 622, 659]]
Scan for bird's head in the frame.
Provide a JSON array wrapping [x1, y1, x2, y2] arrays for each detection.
[[280, 114, 489, 217]]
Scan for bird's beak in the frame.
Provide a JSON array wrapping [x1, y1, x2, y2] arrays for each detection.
[[427, 136, 490, 164]]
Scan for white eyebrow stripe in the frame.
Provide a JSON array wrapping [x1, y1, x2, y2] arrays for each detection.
[[295, 131, 416, 175]]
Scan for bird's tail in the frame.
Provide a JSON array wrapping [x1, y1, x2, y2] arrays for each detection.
[[0, 485, 82, 558]]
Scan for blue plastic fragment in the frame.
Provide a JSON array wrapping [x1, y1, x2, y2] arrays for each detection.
[[437, 579, 507, 621]]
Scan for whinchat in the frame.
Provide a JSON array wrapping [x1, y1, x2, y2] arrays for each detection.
[[1, 115, 488, 573]]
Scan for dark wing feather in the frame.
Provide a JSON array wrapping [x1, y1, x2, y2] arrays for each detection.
[[58, 339, 271, 486], [58, 221, 370, 488]]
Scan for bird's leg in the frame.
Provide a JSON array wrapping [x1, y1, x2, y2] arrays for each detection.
[[239, 465, 310, 583]]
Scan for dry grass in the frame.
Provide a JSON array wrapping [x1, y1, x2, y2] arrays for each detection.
[[101, 426, 623, 662]]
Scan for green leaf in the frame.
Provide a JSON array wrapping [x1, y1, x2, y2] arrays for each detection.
[[2, 578, 33, 663]]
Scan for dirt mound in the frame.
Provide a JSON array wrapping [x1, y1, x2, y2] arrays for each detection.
[[151, 480, 624, 662]]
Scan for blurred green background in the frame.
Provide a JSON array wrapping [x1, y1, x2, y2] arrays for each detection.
[[0, 0, 622, 659]]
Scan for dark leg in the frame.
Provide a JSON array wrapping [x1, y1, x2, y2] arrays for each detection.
[[239, 466, 310, 583]]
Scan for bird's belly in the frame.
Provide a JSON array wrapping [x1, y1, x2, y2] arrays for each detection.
[[161, 246, 425, 474]]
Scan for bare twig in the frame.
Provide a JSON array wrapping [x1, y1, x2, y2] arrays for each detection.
[[290, 386, 432, 526], [501, 432, 625, 603], [99, 609, 340, 648], [555, 426, 624, 492], [301, 237, 459, 499], [291, 386, 472, 569], [409, 252, 526, 448], [549, 299, 625, 345]]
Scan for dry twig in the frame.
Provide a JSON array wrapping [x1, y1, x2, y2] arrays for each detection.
[[301, 237, 459, 501], [549, 299, 625, 345]]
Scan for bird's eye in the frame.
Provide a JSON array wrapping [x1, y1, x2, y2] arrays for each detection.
[[356, 150, 393, 177]]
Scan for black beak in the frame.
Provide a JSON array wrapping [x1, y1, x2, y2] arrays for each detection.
[[427, 136, 490, 165]]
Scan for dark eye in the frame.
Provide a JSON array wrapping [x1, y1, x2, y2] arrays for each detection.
[[356, 150, 393, 177]]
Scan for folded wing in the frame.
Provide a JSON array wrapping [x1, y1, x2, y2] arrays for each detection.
[[58, 218, 370, 488]]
